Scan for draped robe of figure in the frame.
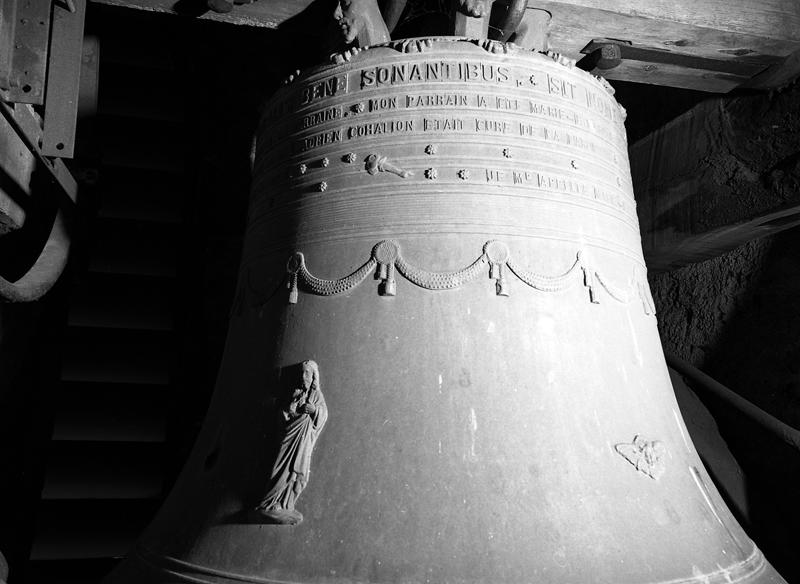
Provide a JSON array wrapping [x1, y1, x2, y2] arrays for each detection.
[[257, 383, 328, 516]]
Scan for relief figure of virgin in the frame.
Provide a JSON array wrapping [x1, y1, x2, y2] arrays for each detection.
[[255, 360, 328, 525]]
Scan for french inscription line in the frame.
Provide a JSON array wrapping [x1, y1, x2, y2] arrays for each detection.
[[267, 97, 626, 155], [285, 108, 628, 153], [290, 117, 628, 160], [259, 91, 629, 160]]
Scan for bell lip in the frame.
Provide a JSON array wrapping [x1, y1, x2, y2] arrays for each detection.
[[113, 542, 786, 584]]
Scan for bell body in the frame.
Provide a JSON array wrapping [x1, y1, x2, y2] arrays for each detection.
[[107, 39, 784, 584]]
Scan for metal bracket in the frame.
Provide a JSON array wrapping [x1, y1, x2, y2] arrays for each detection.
[[0, 0, 52, 104], [577, 38, 775, 77], [42, 0, 86, 158], [0, 101, 78, 204]]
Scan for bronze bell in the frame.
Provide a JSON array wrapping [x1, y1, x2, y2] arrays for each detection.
[[106, 36, 786, 584]]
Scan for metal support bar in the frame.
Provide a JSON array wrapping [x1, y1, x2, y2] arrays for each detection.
[[0, 107, 33, 233], [0, 209, 70, 301], [42, 0, 86, 158], [666, 353, 800, 452], [0, 0, 52, 104], [0, 102, 77, 203]]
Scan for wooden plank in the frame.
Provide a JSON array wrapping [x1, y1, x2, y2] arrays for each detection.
[[536, 2, 800, 64], [744, 47, 800, 89], [595, 58, 748, 93], [536, 0, 800, 42], [88, 0, 800, 91], [90, 0, 305, 27], [630, 86, 800, 272], [643, 208, 800, 273], [89, 0, 800, 50]]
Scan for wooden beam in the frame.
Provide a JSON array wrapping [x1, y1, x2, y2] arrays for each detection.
[[595, 58, 749, 94], [539, 1, 800, 64], [630, 85, 800, 272], [641, 208, 800, 273], [89, 0, 306, 27], [89, 0, 800, 51], [744, 47, 800, 89], [88, 0, 800, 91], [534, 0, 800, 42]]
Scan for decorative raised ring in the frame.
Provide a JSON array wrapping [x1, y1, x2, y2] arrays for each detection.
[[484, 240, 510, 264], [287, 252, 304, 274], [372, 240, 400, 264]]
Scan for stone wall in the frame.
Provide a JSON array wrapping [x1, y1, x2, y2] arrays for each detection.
[[650, 230, 800, 427], [650, 236, 773, 365]]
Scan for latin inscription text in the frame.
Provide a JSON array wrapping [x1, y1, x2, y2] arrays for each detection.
[[360, 61, 511, 89], [300, 74, 348, 106]]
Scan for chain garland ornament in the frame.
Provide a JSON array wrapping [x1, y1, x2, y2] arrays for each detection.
[[284, 240, 655, 314]]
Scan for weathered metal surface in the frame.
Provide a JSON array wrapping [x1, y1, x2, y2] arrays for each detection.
[[0, 548, 7, 584], [0, 0, 51, 104], [42, 0, 87, 158], [0, 102, 79, 203], [107, 39, 786, 584], [0, 105, 32, 233], [0, 210, 71, 302], [0, 103, 77, 300]]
